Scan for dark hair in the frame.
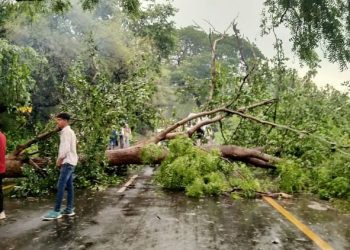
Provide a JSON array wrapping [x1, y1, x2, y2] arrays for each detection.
[[56, 112, 71, 121]]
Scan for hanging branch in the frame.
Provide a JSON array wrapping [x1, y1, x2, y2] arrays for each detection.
[[154, 98, 277, 143], [205, 20, 232, 102], [223, 109, 350, 155], [165, 114, 226, 140], [227, 117, 243, 143], [232, 21, 249, 71], [12, 127, 60, 156], [12, 119, 79, 156], [28, 159, 47, 177]]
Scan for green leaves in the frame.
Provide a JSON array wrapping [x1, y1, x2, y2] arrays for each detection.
[[0, 39, 46, 131], [262, 0, 350, 69], [275, 159, 308, 193], [0, 39, 43, 109], [128, 0, 177, 59], [56, 33, 159, 187], [140, 143, 166, 165], [155, 137, 261, 198]]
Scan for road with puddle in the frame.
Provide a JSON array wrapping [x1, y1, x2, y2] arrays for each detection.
[[0, 167, 349, 250]]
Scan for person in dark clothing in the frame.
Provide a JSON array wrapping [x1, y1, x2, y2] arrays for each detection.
[[109, 129, 118, 149], [119, 130, 124, 149]]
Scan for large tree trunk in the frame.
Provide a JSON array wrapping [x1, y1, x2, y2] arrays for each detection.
[[4, 155, 24, 178], [106, 145, 167, 165], [5, 143, 277, 178], [106, 144, 277, 168]]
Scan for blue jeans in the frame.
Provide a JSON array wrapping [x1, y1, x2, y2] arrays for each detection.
[[54, 163, 75, 212]]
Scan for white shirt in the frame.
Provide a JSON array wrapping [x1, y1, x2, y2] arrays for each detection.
[[122, 126, 131, 137], [58, 125, 78, 166]]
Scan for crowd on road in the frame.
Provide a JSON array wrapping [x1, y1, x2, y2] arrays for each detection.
[[108, 123, 132, 150]]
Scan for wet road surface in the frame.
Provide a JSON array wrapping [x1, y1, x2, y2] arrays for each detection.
[[0, 166, 349, 250]]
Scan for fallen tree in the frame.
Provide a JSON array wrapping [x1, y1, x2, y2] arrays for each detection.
[[106, 144, 277, 169], [5, 98, 320, 178], [0, 22, 298, 177], [5, 129, 59, 178]]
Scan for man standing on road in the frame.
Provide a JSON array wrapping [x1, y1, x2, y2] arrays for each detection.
[[43, 113, 78, 220], [122, 123, 132, 148], [0, 127, 6, 220]]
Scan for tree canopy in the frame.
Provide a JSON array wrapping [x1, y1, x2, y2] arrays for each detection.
[[0, 0, 349, 206], [262, 0, 350, 70]]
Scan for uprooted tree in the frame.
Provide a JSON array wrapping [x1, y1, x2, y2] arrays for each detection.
[[5, 99, 280, 177], [4, 90, 347, 200], [6, 89, 345, 178], [2, 21, 299, 177], [1, 3, 350, 201]]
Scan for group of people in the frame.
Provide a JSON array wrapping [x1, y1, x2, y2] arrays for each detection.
[[0, 112, 78, 220], [109, 123, 132, 150]]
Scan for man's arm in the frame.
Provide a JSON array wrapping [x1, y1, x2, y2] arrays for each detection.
[[56, 131, 69, 167]]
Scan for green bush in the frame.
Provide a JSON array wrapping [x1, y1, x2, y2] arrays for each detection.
[[276, 159, 309, 193], [185, 172, 230, 197], [309, 154, 350, 199], [140, 143, 166, 164], [185, 178, 204, 197], [13, 165, 58, 197], [155, 137, 262, 198], [229, 164, 262, 198]]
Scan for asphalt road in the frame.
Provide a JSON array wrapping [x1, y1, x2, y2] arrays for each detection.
[[0, 167, 349, 250]]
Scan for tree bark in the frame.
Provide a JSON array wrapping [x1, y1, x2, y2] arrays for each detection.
[[105, 144, 278, 168], [5, 142, 277, 178], [4, 155, 24, 178]]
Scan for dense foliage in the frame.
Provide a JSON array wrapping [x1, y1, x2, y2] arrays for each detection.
[[155, 137, 262, 198], [1, 0, 169, 196], [0, 0, 349, 207], [262, 0, 350, 69], [0, 39, 45, 134], [155, 18, 350, 203]]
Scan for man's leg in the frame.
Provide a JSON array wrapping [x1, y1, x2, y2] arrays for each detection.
[[125, 136, 129, 147], [54, 164, 73, 212], [42, 164, 72, 220], [65, 167, 74, 213], [0, 174, 4, 219], [120, 135, 124, 148], [0, 175, 3, 213]]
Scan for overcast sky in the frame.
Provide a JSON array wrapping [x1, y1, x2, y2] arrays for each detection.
[[160, 0, 350, 90]]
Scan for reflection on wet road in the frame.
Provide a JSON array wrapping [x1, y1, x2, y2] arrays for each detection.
[[0, 167, 349, 250]]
